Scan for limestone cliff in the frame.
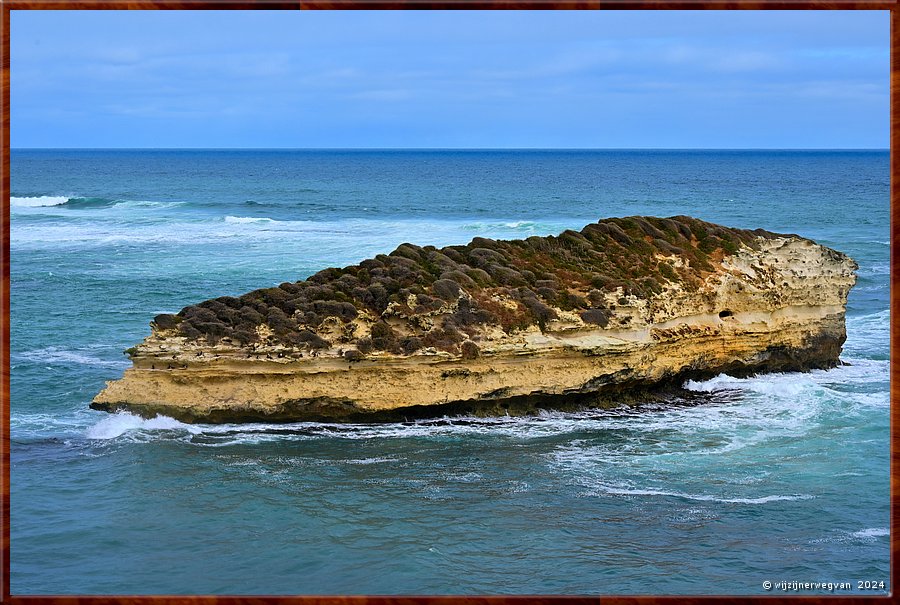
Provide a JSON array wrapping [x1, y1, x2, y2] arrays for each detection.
[[91, 216, 857, 423]]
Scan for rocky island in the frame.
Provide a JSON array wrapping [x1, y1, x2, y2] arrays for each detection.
[[92, 216, 857, 423]]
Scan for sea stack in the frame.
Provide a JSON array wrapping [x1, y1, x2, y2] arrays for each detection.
[[92, 216, 857, 423]]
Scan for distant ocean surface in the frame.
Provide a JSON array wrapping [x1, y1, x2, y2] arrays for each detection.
[[9, 149, 889, 595]]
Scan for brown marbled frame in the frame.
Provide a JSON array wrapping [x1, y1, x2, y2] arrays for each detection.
[[0, 1, 896, 602]]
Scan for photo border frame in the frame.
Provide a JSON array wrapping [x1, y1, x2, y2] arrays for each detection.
[[0, 2, 895, 602]]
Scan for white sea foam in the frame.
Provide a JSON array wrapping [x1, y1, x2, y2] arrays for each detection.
[[90, 350, 884, 447], [540, 333, 889, 495], [111, 401, 769, 449], [463, 220, 560, 233], [11, 215, 584, 255], [445, 472, 483, 482], [683, 367, 887, 417], [11, 218, 317, 250], [845, 309, 890, 349], [224, 215, 276, 224], [849, 308, 891, 324], [10, 195, 70, 207], [584, 484, 813, 505], [128, 200, 181, 208], [29, 196, 183, 210], [860, 263, 890, 276], [683, 305, 891, 399], [683, 373, 816, 397], [105, 410, 664, 447], [12, 410, 96, 438], [66, 304, 887, 448], [344, 457, 399, 465], [38, 306, 886, 448], [85, 411, 199, 440], [851, 527, 889, 539], [15, 346, 130, 369]]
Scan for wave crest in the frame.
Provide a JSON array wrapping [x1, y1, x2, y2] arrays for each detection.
[[583, 483, 814, 504], [224, 215, 276, 224], [86, 411, 197, 440], [15, 346, 129, 369], [11, 196, 70, 207]]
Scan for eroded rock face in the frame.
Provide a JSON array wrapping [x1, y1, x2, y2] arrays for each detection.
[[91, 216, 857, 423]]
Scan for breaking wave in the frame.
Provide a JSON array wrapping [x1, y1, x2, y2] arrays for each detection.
[[10, 195, 70, 207], [15, 346, 130, 369], [224, 215, 277, 224], [851, 527, 889, 539], [11, 195, 183, 212], [580, 482, 814, 505], [85, 412, 200, 440]]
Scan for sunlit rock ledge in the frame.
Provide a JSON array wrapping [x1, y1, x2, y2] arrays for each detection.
[[91, 215, 857, 423]]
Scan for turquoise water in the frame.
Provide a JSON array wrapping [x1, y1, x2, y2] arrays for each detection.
[[9, 149, 890, 595]]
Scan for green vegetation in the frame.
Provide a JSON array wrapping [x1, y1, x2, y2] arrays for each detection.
[[163, 216, 776, 354]]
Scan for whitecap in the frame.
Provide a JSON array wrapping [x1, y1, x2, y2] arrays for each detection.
[[10, 195, 70, 207], [851, 527, 889, 539], [224, 215, 276, 224], [583, 483, 813, 504], [14, 346, 129, 369], [683, 372, 818, 398], [85, 411, 198, 440], [344, 457, 399, 465], [110, 411, 650, 446], [860, 263, 890, 276], [683, 361, 888, 417], [461, 220, 561, 234], [12, 410, 95, 437], [445, 472, 483, 482], [846, 308, 890, 331], [11, 217, 312, 250]]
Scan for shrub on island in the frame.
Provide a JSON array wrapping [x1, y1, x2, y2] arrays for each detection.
[[165, 216, 769, 355]]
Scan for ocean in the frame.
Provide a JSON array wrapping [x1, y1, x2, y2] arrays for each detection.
[[8, 149, 890, 595]]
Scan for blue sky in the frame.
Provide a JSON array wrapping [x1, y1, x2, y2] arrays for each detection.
[[11, 10, 888, 148]]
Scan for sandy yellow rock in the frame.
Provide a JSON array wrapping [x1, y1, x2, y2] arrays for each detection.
[[92, 226, 856, 423]]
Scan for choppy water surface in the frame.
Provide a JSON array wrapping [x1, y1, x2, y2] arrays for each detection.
[[10, 149, 889, 594]]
